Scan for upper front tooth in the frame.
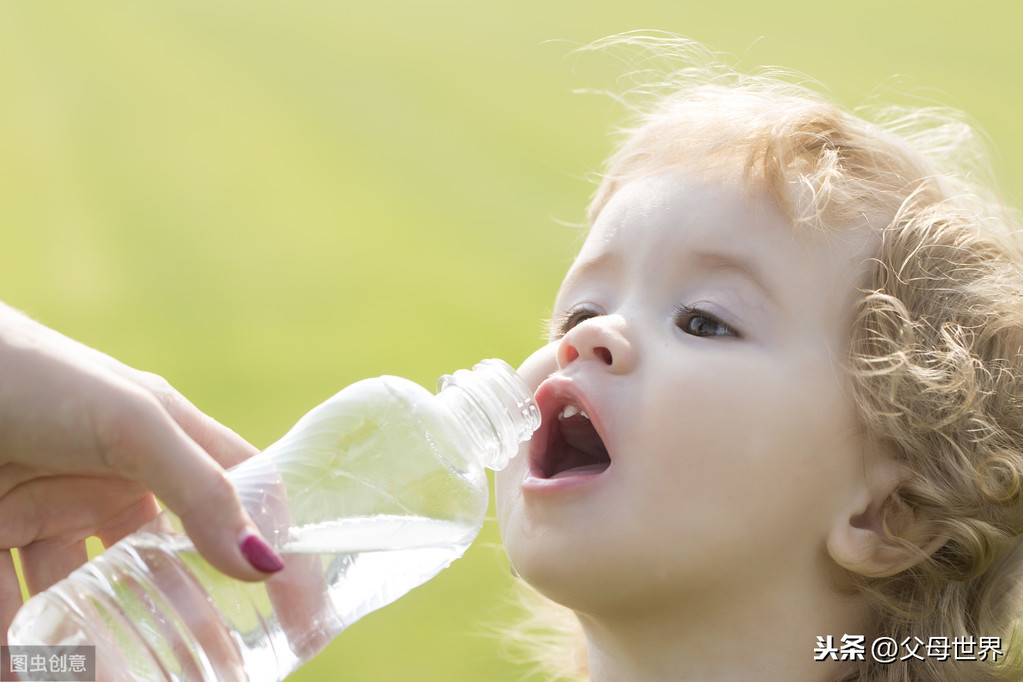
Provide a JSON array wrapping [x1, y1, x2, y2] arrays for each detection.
[[559, 405, 588, 420]]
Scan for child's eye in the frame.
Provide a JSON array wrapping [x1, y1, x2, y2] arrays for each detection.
[[551, 304, 603, 338], [674, 305, 738, 339]]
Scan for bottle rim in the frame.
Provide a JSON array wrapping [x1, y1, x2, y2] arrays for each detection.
[[437, 359, 540, 470]]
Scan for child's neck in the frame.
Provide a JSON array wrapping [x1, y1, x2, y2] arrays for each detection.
[[576, 562, 867, 681]]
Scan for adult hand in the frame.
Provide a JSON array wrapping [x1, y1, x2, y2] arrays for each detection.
[[0, 302, 284, 641]]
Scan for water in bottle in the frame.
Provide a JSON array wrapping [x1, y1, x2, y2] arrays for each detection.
[[8, 359, 540, 681]]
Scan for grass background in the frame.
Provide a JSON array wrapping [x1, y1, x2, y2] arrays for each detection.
[[1, 1, 1021, 680]]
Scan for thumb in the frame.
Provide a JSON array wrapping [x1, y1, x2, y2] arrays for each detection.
[[98, 392, 285, 580]]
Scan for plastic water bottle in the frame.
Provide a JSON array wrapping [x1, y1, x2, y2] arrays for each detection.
[[8, 359, 540, 681]]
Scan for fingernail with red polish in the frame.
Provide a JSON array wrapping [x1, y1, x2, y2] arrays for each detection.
[[240, 532, 285, 573]]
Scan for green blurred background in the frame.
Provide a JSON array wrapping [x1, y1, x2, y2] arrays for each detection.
[[1, 1, 1021, 680]]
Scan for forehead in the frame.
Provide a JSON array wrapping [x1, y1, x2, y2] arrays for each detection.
[[567, 168, 783, 282], [560, 167, 877, 315], [585, 168, 768, 245]]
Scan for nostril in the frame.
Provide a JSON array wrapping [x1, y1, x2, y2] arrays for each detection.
[[563, 344, 579, 364], [594, 346, 612, 365]]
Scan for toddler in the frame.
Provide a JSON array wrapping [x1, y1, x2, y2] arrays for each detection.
[[495, 35, 1023, 681]]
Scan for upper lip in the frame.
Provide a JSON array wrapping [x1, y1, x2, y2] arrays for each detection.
[[528, 373, 611, 479]]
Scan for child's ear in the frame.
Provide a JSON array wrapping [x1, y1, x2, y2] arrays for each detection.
[[826, 459, 946, 578]]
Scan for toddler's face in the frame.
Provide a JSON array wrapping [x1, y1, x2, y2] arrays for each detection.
[[496, 167, 878, 614]]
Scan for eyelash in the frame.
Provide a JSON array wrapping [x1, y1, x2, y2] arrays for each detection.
[[549, 304, 739, 339], [549, 304, 601, 338]]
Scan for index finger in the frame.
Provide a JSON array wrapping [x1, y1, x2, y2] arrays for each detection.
[[93, 386, 281, 584], [133, 372, 259, 469]]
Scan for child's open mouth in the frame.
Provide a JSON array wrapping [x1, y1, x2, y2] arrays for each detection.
[[530, 386, 612, 481]]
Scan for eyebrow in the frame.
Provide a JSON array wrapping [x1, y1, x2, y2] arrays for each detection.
[[554, 245, 779, 320], [686, 249, 779, 309], [558, 249, 622, 291]]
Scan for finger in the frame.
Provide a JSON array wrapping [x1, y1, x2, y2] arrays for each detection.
[[94, 493, 162, 547], [0, 475, 151, 550], [0, 463, 40, 499], [0, 549, 24, 644], [19, 538, 89, 595], [134, 371, 258, 469], [266, 553, 332, 659], [94, 392, 283, 582], [180, 409, 256, 470]]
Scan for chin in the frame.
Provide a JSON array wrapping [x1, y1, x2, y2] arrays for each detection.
[[502, 535, 614, 614]]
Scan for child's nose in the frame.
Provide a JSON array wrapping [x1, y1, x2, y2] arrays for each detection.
[[556, 315, 634, 374]]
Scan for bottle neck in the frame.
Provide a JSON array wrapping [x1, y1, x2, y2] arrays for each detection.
[[435, 359, 540, 471]]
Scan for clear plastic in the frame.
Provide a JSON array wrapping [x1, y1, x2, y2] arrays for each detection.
[[8, 359, 540, 681]]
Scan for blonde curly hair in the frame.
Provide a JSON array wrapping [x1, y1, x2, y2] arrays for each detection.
[[510, 34, 1023, 681]]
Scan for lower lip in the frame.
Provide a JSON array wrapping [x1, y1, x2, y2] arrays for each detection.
[[521, 464, 609, 494]]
